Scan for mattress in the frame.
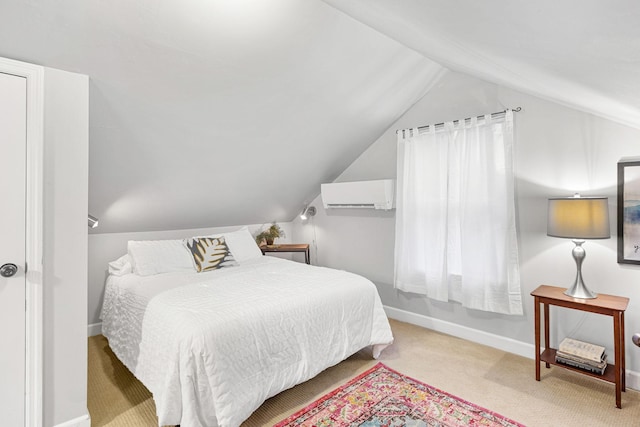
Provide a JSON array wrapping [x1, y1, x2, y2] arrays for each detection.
[[100, 255, 393, 427]]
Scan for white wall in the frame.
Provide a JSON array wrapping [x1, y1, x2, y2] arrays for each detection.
[[43, 67, 89, 426], [87, 222, 294, 331], [292, 71, 640, 374]]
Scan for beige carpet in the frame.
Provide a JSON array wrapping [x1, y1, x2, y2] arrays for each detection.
[[88, 319, 640, 426]]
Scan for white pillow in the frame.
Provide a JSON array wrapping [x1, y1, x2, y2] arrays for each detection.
[[127, 239, 195, 276], [108, 254, 133, 276], [223, 226, 263, 263]]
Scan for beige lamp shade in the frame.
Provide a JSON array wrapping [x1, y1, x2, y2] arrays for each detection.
[[547, 196, 610, 239]]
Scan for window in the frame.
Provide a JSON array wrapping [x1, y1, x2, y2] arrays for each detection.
[[394, 111, 522, 315]]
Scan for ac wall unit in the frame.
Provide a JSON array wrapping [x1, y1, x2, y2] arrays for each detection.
[[321, 179, 395, 210]]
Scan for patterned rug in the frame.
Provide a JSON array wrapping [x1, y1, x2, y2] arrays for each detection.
[[275, 363, 524, 427]]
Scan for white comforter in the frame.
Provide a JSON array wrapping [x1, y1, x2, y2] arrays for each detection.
[[101, 256, 393, 427]]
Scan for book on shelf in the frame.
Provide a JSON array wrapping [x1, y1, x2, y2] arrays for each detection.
[[558, 337, 606, 363], [555, 353, 607, 375], [556, 350, 607, 368]]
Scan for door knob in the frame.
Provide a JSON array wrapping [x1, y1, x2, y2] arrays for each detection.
[[0, 263, 18, 278]]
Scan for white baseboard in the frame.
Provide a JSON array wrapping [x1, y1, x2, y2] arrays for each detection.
[[383, 305, 640, 391], [626, 368, 640, 391], [383, 305, 534, 359], [54, 413, 90, 427], [87, 322, 102, 337]]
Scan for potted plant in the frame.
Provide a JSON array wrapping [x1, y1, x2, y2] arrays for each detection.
[[255, 222, 285, 246]]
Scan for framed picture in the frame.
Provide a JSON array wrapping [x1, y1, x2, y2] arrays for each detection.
[[618, 160, 640, 264]]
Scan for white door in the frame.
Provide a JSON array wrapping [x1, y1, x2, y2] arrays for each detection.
[[0, 71, 27, 426]]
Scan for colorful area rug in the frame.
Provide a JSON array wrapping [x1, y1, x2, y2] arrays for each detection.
[[275, 363, 524, 427]]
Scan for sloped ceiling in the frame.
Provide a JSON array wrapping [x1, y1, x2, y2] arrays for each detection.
[[1, 1, 638, 233], [0, 0, 444, 233], [324, 0, 640, 130]]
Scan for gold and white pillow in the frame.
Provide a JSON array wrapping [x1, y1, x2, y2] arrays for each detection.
[[183, 236, 238, 272]]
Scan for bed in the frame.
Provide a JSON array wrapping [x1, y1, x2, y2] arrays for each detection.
[[100, 228, 394, 427]]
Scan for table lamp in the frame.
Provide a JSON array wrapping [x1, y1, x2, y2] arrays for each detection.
[[547, 194, 610, 299]]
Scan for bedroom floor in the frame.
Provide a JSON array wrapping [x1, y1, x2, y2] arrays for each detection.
[[88, 319, 640, 426]]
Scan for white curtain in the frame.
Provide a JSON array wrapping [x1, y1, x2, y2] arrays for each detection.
[[394, 110, 522, 315]]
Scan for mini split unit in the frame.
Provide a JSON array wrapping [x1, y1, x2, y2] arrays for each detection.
[[320, 179, 395, 210]]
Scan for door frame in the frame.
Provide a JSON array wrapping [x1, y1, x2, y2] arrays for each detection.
[[0, 57, 44, 427]]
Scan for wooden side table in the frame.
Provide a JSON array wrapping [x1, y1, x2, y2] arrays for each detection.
[[260, 243, 310, 264], [531, 285, 629, 408]]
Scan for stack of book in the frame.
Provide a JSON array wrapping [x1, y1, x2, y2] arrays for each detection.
[[555, 338, 607, 375]]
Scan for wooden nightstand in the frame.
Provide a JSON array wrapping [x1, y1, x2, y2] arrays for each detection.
[[531, 285, 629, 408], [260, 244, 310, 264]]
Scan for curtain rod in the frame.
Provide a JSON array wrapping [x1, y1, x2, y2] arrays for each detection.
[[396, 107, 521, 134]]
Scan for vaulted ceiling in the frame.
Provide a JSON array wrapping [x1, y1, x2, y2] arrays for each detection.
[[0, 0, 637, 233], [325, 0, 640, 129]]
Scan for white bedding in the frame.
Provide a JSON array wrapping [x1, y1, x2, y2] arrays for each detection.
[[101, 256, 393, 427]]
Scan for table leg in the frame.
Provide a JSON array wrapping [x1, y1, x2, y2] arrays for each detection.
[[614, 312, 622, 408], [543, 303, 550, 369], [305, 248, 310, 264], [621, 311, 626, 392], [534, 297, 540, 381]]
